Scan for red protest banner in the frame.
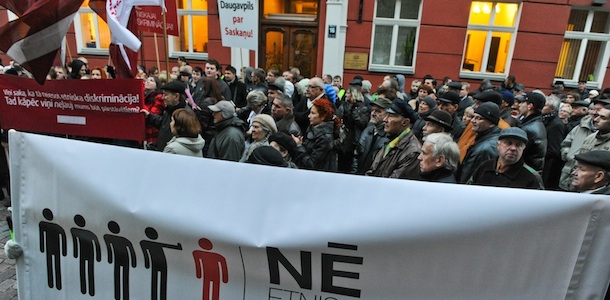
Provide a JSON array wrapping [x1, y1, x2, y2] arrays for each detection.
[[135, 0, 179, 36], [0, 76, 145, 141]]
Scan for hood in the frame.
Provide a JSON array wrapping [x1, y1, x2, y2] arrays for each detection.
[[395, 74, 406, 93], [173, 136, 205, 152]]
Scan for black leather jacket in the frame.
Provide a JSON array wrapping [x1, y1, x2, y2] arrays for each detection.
[[458, 126, 500, 183], [519, 113, 547, 173]]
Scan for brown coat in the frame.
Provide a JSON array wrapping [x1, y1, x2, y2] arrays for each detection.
[[366, 131, 422, 179]]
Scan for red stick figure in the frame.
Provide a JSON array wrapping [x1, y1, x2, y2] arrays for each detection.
[[193, 238, 228, 300]]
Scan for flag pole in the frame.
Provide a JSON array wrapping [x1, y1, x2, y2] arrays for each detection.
[[154, 33, 160, 72], [162, 7, 170, 81]]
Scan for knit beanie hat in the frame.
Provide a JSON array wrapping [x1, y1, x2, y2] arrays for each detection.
[[420, 96, 437, 109], [252, 114, 278, 134], [474, 102, 500, 125]]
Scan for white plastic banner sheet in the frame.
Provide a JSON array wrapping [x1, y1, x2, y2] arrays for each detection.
[[216, 0, 258, 50], [9, 131, 610, 299]]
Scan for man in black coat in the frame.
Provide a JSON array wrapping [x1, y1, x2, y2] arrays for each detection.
[[457, 102, 501, 183], [517, 92, 547, 174], [469, 127, 544, 189], [224, 65, 247, 108], [541, 96, 567, 190], [353, 97, 391, 174]]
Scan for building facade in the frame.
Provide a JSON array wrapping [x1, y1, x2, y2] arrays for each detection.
[[1, 0, 610, 91]]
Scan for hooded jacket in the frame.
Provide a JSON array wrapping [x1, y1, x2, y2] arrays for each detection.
[[163, 135, 205, 157]]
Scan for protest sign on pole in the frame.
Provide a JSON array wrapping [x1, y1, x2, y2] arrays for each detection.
[[9, 131, 610, 299], [0, 76, 145, 141], [135, 0, 179, 36], [217, 0, 258, 50]]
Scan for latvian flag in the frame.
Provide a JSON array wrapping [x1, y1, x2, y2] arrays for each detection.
[[0, 0, 84, 84]]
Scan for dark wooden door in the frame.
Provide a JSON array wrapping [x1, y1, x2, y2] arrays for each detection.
[[261, 25, 317, 78]]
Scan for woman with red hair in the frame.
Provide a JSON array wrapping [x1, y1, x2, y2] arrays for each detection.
[[292, 98, 339, 172]]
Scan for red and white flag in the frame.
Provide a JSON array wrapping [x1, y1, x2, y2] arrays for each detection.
[[89, 0, 162, 77], [0, 0, 84, 84]]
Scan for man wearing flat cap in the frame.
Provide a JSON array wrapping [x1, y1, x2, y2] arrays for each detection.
[[560, 104, 610, 190], [366, 98, 421, 179], [571, 150, 610, 194], [422, 110, 453, 140], [457, 102, 501, 183], [354, 97, 391, 175], [141, 81, 192, 151], [207, 100, 247, 161], [469, 127, 544, 189], [517, 92, 547, 174], [437, 91, 466, 141]]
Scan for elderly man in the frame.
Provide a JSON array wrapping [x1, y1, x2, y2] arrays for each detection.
[[457, 102, 501, 183], [417, 133, 460, 183], [353, 97, 392, 175], [422, 110, 453, 140], [571, 150, 610, 194], [469, 127, 544, 189], [366, 98, 421, 179], [294, 77, 326, 132], [207, 100, 247, 161], [560, 104, 610, 190]]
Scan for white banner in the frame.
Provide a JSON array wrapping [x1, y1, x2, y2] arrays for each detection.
[[216, 0, 258, 50], [9, 131, 610, 299]]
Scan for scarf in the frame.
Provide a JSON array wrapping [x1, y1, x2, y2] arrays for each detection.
[[384, 128, 411, 158]]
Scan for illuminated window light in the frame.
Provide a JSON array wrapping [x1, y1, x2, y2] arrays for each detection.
[[483, 3, 491, 14]]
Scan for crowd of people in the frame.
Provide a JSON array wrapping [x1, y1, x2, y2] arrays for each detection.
[[2, 57, 610, 200]]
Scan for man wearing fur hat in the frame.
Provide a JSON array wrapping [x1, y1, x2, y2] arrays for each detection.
[[366, 98, 421, 179], [457, 102, 501, 183], [469, 127, 544, 189]]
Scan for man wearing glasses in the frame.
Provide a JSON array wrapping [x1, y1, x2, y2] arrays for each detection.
[[294, 77, 327, 132]]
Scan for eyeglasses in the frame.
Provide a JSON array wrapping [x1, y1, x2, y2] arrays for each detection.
[[307, 85, 321, 89], [594, 113, 610, 120]]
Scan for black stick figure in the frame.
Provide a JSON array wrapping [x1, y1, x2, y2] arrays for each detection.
[[193, 238, 228, 300], [104, 221, 137, 300], [140, 227, 182, 300], [39, 208, 67, 290], [70, 214, 101, 296]]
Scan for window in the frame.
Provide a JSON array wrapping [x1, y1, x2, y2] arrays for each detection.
[[73, 0, 111, 54], [461, 2, 520, 80], [369, 0, 422, 74], [555, 8, 610, 88], [169, 0, 209, 60]]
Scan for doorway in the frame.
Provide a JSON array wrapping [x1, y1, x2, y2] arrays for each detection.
[[260, 25, 317, 78]]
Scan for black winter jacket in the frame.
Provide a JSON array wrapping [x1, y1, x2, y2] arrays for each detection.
[[458, 126, 500, 183], [295, 121, 338, 172], [518, 113, 547, 173]]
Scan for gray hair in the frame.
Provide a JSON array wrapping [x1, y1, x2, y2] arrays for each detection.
[[424, 133, 460, 171], [247, 90, 267, 108], [546, 95, 561, 111], [275, 94, 294, 110], [362, 80, 372, 93]]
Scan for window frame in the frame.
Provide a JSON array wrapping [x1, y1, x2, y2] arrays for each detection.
[[459, 2, 522, 81], [368, 0, 422, 74], [555, 6, 610, 89], [73, 6, 110, 55], [168, 0, 209, 60]]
